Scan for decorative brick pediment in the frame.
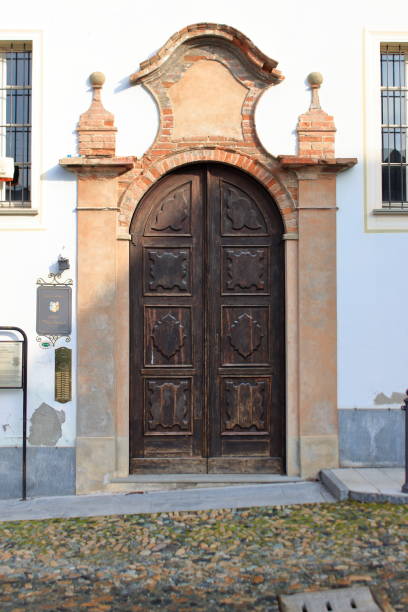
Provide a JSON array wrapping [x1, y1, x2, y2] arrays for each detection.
[[129, 23, 283, 151], [130, 23, 283, 85], [114, 25, 298, 232]]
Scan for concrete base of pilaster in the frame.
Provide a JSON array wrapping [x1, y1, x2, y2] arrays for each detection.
[[76, 437, 116, 495], [299, 434, 339, 479], [286, 436, 300, 476]]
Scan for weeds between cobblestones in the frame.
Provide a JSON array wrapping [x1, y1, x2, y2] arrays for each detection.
[[0, 501, 406, 611]]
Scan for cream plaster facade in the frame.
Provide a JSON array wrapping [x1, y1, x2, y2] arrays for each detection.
[[2, 0, 407, 499]]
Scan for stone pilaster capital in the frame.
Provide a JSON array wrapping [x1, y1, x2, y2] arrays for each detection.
[[59, 156, 134, 178], [277, 156, 357, 178]]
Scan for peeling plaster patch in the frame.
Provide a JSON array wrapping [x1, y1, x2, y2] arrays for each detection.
[[374, 391, 405, 405], [28, 403, 65, 446]]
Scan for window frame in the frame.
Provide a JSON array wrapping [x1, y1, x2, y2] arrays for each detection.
[[364, 29, 408, 231], [380, 43, 407, 208], [0, 41, 32, 209], [0, 30, 41, 225]]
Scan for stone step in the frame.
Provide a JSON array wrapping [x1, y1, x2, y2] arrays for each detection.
[[0, 481, 334, 522], [106, 474, 303, 494]]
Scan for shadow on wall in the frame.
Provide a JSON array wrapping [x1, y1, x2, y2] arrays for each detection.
[[41, 165, 77, 182]]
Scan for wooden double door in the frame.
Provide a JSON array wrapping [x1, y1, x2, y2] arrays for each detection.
[[130, 163, 285, 473]]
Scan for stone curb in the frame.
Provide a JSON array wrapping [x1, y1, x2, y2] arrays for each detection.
[[319, 469, 349, 501], [320, 469, 408, 505], [349, 490, 408, 505], [0, 482, 334, 522]]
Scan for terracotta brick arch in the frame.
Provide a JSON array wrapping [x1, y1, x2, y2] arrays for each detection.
[[118, 148, 297, 233]]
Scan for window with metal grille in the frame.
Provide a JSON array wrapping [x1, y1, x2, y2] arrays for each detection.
[[381, 44, 408, 208], [0, 41, 31, 208]]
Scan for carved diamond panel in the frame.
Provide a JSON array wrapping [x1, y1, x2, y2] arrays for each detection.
[[144, 378, 192, 434], [221, 378, 270, 434], [222, 247, 269, 294], [222, 307, 269, 365], [145, 308, 192, 367], [144, 248, 191, 294], [152, 313, 185, 358], [221, 181, 267, 235], [146, 183, 191, 235]]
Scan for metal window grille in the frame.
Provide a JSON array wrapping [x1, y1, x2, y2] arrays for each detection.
[[0, 41, 32, 208], [381, 43, 408, 208]]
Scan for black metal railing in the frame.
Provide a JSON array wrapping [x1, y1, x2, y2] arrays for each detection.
[[0, 327, 28, 500], [401, 391, 408, 494]]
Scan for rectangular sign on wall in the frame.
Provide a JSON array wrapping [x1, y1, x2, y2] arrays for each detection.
[[0, 341, 23, 388], [36, 286, 72, 336], [55, 347, 72, 403]]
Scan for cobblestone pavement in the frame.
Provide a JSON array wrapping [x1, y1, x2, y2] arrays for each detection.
[[0, 501, 406, 611]]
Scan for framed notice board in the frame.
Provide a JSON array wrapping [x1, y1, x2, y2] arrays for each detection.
[[36, 285, 72, 336], [0, 341, 23, 388]]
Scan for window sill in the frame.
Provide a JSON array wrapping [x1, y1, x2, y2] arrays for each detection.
[[0, 208, 38, 216], [372, 208, 408, 215]]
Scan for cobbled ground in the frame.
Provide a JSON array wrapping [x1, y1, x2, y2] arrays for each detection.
[[0, 501, 406, 611]]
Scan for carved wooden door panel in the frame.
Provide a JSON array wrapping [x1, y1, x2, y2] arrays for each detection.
[[206, 165, 284, 472], [130, 164, 284, 473], [130, 168, 205, 473]]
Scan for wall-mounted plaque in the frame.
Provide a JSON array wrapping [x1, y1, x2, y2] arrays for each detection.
[[55, 347, 72, 403], [36, 285, 72, 336], [0, 341, 23, 388]]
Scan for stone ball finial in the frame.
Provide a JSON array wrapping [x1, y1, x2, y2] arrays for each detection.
[[307, 72, 323, 87], [90, 71, 105, 87]]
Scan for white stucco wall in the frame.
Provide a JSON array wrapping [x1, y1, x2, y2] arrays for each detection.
[[0, 0, 407, 453]]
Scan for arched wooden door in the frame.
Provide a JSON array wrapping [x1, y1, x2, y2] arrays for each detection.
[[130, 163, 285, 473]]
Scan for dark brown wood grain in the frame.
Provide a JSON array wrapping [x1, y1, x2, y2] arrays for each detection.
[[129, 164, 285, 474], [130, 458, 207, 473], [207, 457, 283, 474]]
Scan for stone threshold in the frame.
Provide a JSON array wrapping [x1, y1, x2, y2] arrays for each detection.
[[110, 474, 303, 484]]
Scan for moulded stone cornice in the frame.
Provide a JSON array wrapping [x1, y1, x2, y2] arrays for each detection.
[[130, 23, 283, 85], [59, 156, 134, 176], [278, 156, 357, 174]]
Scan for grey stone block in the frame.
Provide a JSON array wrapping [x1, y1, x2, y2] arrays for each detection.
[[0, 447, 22, 499], [0, 447, 75, 499], [278, 586, 381, 612], [339, 409, 404, 467], [320, 469, 349, 501], [349, 490, 408, 505]]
